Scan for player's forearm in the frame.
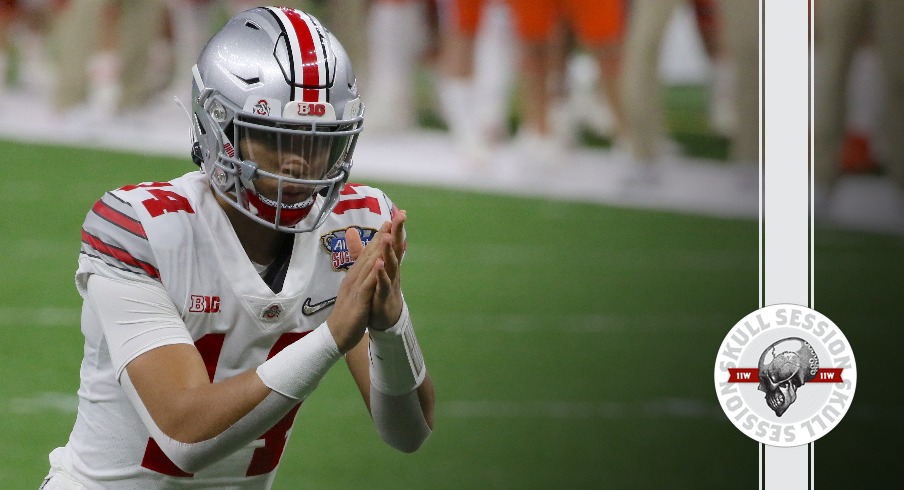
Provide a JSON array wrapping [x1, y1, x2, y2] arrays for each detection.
[[122, 324, 342, 473], [122, 339, 275, 444], [126, 328, 342, 447], [416, 374, 435, 429], [370, 374, 433, 453], [87, 272, 341, 448], [123, 369, 297, 473], [366, 302, 433, 451], [139, 368, 274, 444], [149, 323, 342, 443]]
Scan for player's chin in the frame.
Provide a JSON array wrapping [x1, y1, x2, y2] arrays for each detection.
[[281, 184, 316, 203], [257, 187, 313, 207], [281, 191, 314, 206]]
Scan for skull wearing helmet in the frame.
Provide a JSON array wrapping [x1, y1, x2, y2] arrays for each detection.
[[757, 338, 819, 417]]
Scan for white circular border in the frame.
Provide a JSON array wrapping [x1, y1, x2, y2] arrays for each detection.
[[714, 304, 857, 447]]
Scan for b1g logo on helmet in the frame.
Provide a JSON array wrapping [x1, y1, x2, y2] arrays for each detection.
[[713, 304, 856, 447], [296, 102, 327, 117], [320, 227, 377, 271], [286, 101, 337, 121]]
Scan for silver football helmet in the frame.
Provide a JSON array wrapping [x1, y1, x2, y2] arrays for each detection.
[[191, 7, 363, 233]]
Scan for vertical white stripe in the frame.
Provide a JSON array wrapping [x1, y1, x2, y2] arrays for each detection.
[[763, 1, 809, 308], [270, 8, 303, 85], [759, 443, 764, 489], [761, 0, 811, 489], [270, 8, 327, 102]]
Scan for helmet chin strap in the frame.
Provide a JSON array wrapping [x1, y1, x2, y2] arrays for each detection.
[[241, 189, 314, 227]]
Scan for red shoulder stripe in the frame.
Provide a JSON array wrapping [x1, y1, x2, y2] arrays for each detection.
[[91, 200, 147, 238], [81, 229, 160, 279], [340, 183, 364, 195], [332, 196, 381, 215]]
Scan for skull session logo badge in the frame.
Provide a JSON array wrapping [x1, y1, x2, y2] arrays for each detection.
[[713, 304, 856, 447]]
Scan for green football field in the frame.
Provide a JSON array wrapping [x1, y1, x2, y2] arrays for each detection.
[[0, 139, 900, 488]]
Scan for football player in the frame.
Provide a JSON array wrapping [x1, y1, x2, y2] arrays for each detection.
[[42, 7, 434, 489], [506, 0, 627, 163]]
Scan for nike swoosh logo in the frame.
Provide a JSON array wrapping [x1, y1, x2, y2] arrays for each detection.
[[302, 297, 336, 316]]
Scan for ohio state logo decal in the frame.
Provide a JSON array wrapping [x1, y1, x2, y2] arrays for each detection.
[[713, 304, 856, 447], [260, 302, 283, 322], [252, 99, 271, 116], [320, 227, 377, 271]]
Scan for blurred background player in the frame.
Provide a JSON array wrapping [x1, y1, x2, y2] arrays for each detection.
[[435, 0, 515, 165], [814, 0, 904, 226], [620, 0, 687, 185], [620, 0, 756, 187], [719, 0, 758, 185], [0, 0, 12, 86], [505, 0, 627, 167], [363, 0, 435, 133], [689, 0, 737, 140], [0, 0, 56, 95], [315, 0, 370, 98], [52, 0, 313, 120], [52, 0, 168, 118]]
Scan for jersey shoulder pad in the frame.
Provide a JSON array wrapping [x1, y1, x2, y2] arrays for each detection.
[[332, 183, 396, 220], [80, 191, 160, 281]]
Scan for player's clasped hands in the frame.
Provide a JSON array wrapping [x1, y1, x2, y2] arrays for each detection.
[[326, 210, 407, 353]]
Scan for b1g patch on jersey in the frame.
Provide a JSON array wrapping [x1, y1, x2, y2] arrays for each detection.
[[320, 227, 378, 271]]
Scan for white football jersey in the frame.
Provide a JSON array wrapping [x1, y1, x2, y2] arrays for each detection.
[[49, 171, 398, 489]]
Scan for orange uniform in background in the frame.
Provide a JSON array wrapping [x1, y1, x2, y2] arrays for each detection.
[[692, 0, 719, 35], [439, 0, 485, 35], [507, 0, 625, 43]]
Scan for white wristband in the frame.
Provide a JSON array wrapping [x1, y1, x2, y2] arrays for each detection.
[[256, 323, 342, 400], [368, 302, 426, 396]]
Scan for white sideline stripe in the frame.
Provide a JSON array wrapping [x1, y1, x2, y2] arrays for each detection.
[[0, 307, 736, 334], [4, 393, 886, 422], [405, 243, 754, 270], [0, 395, 736, 419], [0, 307, 735, 332], [238, 398, 719, 420], [6, 392, 79, 414], [0, 307, 80, 327], [444, 399, 723, 420], [417, 313, 737, 333], [1, 87, 900, 235]]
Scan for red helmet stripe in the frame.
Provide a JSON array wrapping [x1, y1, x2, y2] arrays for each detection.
[[276, 7, 323, 103]]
